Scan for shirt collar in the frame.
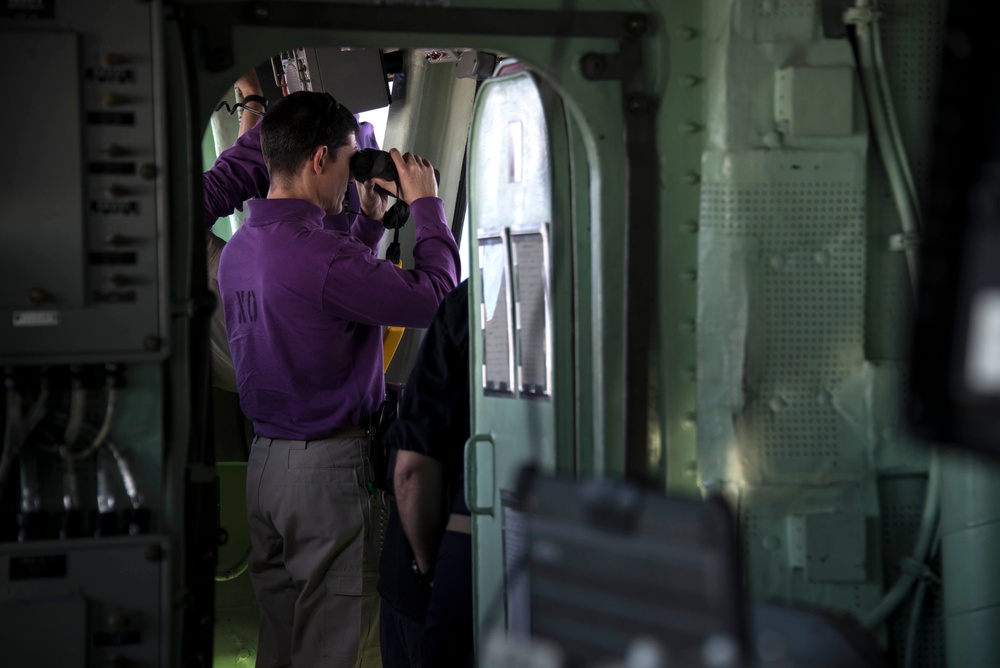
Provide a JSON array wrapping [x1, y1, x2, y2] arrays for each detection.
[[246, 198, 327, 228]]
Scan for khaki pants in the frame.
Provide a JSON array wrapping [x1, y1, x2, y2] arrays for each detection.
[[247, 432, 382, 667]]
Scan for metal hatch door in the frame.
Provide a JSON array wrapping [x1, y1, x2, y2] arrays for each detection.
[[465, 64, 577, 649]]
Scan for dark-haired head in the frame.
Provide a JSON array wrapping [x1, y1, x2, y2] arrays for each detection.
[[260, 91, 360, 185]]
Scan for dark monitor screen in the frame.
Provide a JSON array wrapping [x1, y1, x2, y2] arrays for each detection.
[[515, 473, 748, 668]]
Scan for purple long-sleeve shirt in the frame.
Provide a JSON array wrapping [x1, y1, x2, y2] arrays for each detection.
[[218, 197, 459, 439]]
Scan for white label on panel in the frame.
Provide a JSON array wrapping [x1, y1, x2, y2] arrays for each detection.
[[512, 233, 549, 396], [12, 311, 60, 327], [479, 235, 514, 394]]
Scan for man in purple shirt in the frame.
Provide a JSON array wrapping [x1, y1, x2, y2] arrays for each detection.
[[216, 91, 459, 667], [203, 82, 380, 393]]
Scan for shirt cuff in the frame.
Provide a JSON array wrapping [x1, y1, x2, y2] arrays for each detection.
[[409, 197, 447, 225]]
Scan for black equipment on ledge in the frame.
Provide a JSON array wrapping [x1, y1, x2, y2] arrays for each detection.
[[507, 470, 886, 668]]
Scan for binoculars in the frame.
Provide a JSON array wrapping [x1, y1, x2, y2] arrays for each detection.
[[348, 149, 442, 263], [349, 149, 440, 198]]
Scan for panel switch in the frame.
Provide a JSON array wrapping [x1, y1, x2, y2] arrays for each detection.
[[100, 53, 126, 66], [107, 274, 131, 288], [102, 93, 127, 107], [108, 610, 130, 631], [25, 288, 51, 305], [103, 144, 128, 158]]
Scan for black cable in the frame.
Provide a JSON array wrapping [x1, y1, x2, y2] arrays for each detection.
[[214, 99, 266, 118]]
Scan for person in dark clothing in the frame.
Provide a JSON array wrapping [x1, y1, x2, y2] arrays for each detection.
[[378, 279, 474, 668]]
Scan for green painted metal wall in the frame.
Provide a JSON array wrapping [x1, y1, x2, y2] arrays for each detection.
[[166, 1, 1000, 665], [457, 0, 1000, 665], [654, 0, 704, 497], [697, 0, 881, 632]]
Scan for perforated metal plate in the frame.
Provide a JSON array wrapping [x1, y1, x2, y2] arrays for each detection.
[[698, 0, 947, 655], [699, 151, 868, 484]]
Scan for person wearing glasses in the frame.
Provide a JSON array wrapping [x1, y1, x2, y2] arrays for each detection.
[[203, 87, 382, 232], [216, 90, 460, 667]]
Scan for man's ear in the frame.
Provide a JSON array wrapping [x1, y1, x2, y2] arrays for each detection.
[[311, 145, 328, 174]]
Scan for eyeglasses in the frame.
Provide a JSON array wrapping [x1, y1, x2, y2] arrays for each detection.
[[320, 91, 341, 117], [310, 92, 345, 153]]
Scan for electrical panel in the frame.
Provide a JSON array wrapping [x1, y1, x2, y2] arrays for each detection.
[[0, 0, 166, 364], [0, 0, 169, 663], [0, 537, 164, 666]]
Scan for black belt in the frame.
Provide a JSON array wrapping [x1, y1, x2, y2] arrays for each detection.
[[255, 428, 366, 443]]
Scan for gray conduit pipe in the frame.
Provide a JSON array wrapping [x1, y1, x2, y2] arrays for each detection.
[[871, 17, 920, 220], [863, 450, 940, 629], [848, 0, 921, 291]]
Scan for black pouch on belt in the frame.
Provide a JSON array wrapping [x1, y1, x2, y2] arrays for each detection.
[[365, 386, 399, 493]]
